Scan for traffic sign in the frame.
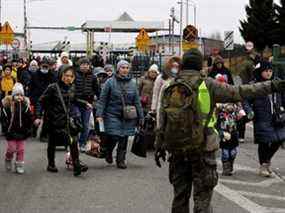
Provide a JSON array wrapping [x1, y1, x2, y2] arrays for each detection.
[[136, 28, 150, 52], [224, 31, 234, 50], [183, 25, 198, 42], [0, 21, 14, 45], [11, 39, 20, 49]]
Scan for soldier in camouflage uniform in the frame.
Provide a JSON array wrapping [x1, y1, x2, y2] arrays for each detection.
[[155, 48, 285, 213]]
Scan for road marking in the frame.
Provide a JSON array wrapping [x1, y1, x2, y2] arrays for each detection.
[[236, 191, 285, 201], [215, 183, 265, 213], [218, 163, 283, 187]]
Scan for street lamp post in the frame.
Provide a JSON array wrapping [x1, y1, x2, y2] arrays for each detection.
[[178, 0, 183, 57]]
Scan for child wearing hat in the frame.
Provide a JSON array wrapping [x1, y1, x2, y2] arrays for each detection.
[[2, 83, 32, 174], [215, 75, 240, 176]]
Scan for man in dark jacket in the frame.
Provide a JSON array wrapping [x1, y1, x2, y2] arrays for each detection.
[[74, 57, 100, 151], [155, 48, 285, 213], [30, 58, 57, 138]]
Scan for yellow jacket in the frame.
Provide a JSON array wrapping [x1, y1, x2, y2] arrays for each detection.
[[1, 75, 15, 96]]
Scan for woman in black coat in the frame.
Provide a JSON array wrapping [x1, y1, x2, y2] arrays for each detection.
[[40, 65, 88, 176], [243, 61, 285, 177]]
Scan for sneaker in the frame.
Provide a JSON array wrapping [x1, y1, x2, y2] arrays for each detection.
[[5, 159, 12, 171], [15, 162, 25, 174], [266, 163, 273, 174], [47, 165, 58, 173], [259, 164, 271, 177], [116, 161, 127, 169]]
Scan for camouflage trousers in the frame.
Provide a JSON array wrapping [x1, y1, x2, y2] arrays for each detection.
[[169, 152, 218, 213]]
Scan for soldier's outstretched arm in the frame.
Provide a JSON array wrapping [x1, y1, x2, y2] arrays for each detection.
[[205, 77, 276, 104]]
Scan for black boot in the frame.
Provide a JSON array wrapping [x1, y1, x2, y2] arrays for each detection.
[[116, 137, 128, 169], [229, 159, 235, 174], [73, 160, 82, 177], [105, 153, 113, 164], [222, 161, 232, 176], [116, 161, 127, 169], [47, 164, 58, 173], [79, 161, 88, 172]]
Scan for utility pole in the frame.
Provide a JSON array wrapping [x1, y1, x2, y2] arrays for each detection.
[[179, 0, 183, 57], [24, 0, 28, 53], [186, 0, 189, 26], [0, 0, 2, 30]]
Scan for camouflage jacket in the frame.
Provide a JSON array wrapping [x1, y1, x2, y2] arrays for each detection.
[[156, 70, 273, 152]]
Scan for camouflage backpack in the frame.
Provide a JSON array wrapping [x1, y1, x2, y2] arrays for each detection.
[[159, 77, 206, 153]]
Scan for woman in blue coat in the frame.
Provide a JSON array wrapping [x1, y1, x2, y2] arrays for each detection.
[[243, 61, 285, 177], [96, 60, 144, 169]]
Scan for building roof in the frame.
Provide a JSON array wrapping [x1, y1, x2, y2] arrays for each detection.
[[81, 12, 166, 33]]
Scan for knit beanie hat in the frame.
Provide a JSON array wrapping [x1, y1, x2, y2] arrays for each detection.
[[78, 57, 90, 65], [104, 64, 114, 72], [116, 60, 130, 72], [30, 60, 38, 67], [12, 83, 24, 96], [149, 64, 159, 74], [254, 60, 273, 81], [182, 48, 203, 71], [60, 52, 69, 58]]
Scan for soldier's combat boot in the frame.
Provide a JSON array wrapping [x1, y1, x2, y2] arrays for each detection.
[[222, 161, 232, 176]]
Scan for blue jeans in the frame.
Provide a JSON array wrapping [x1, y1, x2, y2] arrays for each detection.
[[74, 106, 92, 147], [221, 147, 238, 162]]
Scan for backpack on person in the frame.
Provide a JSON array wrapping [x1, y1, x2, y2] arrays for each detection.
[[159, 77, 206, 154]]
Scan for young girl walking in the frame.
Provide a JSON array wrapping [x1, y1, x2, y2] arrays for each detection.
[[2, 83, 32, 174]]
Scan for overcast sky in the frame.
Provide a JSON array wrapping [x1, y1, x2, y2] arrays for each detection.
[[1, 0, 278, 45]]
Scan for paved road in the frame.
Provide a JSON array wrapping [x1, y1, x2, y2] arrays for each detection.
[[0, 125, 285, 213]]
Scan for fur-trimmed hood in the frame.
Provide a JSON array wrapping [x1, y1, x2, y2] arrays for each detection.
[[2, 96, 30, 108]]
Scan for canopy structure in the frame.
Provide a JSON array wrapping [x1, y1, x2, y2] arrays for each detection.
[[81, 12, 166, 33]]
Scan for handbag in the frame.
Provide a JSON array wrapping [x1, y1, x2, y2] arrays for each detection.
[[55, 83, 83, 136], [140, 95, 149, 107], [118, 80, 138, 120], [85, 135, 104, 158], [131, 128, 147, 158], [272, 93, 285, 127]]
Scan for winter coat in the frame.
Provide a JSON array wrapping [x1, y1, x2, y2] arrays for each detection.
[[74, 70, 100, 104], [138, 74, 156, 111], [39, 81, 81, 135], [216, 103, 239, 149], [1, 96, 32, 140], [243, 81, 285, 144], [29, 70, 56, 106], [0, 75, 16, 97], [156, 70, 277, 152], [96, 75, 144, 137], [151, 74, 168, 111], [239, 53, 260, 84], [208, 66, 234, 85]]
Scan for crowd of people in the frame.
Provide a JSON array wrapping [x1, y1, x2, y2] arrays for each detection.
[[1, 43, 285, 212]]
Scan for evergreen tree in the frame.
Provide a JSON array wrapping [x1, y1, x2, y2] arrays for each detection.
[[276, 0, 285, 45], [239, 0, 278, 52]]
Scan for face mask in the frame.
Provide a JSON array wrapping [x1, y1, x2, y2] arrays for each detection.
[[171, 68, 178, 75], [40, 69, 49, 74]]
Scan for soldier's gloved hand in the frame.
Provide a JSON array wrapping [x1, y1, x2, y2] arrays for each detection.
[[272, 80, 285, 92], [154, 147, 166, 168]]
